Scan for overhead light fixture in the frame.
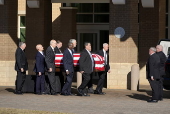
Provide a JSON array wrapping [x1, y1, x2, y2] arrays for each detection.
[[27, 0, 40, 8], [141, 0, 154, 8], [112, 0, 125, 5], [0, 0, 4, 5]]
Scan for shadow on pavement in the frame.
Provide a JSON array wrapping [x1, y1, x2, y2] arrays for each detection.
[[126, 93, 151, 101], [5, 88, 15, 93]]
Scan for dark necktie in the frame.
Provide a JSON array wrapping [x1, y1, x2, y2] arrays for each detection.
[[104, 51, 107, 65], [59, 49, 62, 53]]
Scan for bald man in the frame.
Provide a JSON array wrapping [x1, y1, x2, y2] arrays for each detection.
[[45, 40, 58, 95], [34, 44, 46, 95], [156, 45, 167, 101]]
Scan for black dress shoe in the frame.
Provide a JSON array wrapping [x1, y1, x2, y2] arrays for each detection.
[[15, 91, 23, 95], [83, 93, 90, 96], [51, 93, 58, 95], [94, 90, 105, 95], [77, 88, 83, 96], [100, 92, 106, 95], [41, 92, 46, 95], [88, 88, 94, 94], [147, 100, 158, 103], [94, 90, 100, 94], [67, 93, 75, 96], [60, 93, 69, 96], [159, 98, 163, 101]]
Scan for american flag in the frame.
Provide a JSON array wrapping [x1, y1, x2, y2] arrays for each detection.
[[55, 53, 105, 71]]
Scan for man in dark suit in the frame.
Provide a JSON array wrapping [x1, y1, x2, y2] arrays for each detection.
[[54, 40, 63, 93], [77, 42, 94, 96], [45, 40, 58, 95], [94, 43, 111, 95], [54, 40, 62, 54], [61, 43, 74, 96], [146, 47, 161, 103], [15, 42, 28, 94], [34, 44, 46, 95], [156, 45, 167, 101]]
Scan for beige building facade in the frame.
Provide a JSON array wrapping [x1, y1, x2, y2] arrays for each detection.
[[0, 0, 168, 89]]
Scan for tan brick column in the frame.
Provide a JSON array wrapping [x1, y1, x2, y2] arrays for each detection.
[[26, 0, 52, 75], [0, 0, 18, 86], [59, 7, 77, 51], [108, 0, 139, 89], [52, 3, 61, 40], [139, 0, 166, 85]]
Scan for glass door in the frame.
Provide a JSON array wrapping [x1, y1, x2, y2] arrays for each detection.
[[77, 31, 100, 53]]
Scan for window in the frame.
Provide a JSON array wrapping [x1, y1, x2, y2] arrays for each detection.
[[70, 3, 109, 24], [18, 16, 26, 42]]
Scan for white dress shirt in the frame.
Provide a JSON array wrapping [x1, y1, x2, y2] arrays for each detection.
[[103, 49, 107, 65]]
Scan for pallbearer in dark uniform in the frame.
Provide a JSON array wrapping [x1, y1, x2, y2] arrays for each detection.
[[54, 40, 63, 93], [45, 40, 58, 95], [34, 44, 46, 95], [146, 47, 161, 103], [156, 45, 167, 101], [15, 42, 28, 94], [77, 42, 94, 96], [94, 43, 111, 95], [61, 43, 74, 96]]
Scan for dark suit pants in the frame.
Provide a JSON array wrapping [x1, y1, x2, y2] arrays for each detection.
[[55, 72, 62, 93], [96, 71, 106, 92], [148, 79, 160, 100], [36, 74, 45, 94], [61, 73, 73, 94], [159, 77, 164, 99], [46, 72, 56, 94], [78, 73, 92, 92], [16, 71, 26, 92]]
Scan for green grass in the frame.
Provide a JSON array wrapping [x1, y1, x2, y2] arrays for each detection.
[[0, 108, 71, 114]]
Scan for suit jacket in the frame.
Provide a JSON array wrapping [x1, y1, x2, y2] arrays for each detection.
[[15, 47, 28, 71], [34, 51, 46, 73], [146, 53, 161, 79], [156, 51, 167, 76], [97, 49, 110, 72], [54, 47, 62, 54], [45, 46, 56, 72], [63, 48, 74, 73], [79, 49, 94, 73]]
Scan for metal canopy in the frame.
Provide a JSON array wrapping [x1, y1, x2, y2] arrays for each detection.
[[0, 0, 4, 5], [141, 0, 154, 8], [51, 0, 109, 3]]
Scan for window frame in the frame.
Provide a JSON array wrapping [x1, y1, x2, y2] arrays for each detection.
[[75, 3, 110, 24], [18, 15, 26, 42]]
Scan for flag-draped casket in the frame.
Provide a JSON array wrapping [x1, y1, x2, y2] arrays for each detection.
[[55, 53, 105, 72]]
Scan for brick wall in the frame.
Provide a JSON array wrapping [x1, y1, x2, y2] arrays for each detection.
[[0, 0, 18, 86], [26, 0, 52, 75], [60, 8, 77, 51], [139, 0, 166, 85], [108, 0, 139, 89]]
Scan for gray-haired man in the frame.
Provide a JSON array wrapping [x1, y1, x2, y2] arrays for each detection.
[[156, 45, 167, 101], [15, 42, 28, 94], [69, 39, 77, 53], [146, 47, 161, 103]]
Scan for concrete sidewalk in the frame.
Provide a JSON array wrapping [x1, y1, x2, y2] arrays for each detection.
[[0, 86, 170, 114]]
